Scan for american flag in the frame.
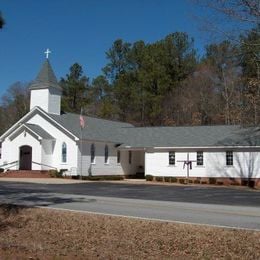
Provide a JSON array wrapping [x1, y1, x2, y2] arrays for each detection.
[[80, 108, 85, 129]]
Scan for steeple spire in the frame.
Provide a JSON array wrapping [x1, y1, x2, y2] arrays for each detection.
[[29, 55, 62, 115], [30, 59, 61, 90]]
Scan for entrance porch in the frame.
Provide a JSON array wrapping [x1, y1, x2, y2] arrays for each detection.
[[1, 123, 56, 171], [120, 149, 145, 178]]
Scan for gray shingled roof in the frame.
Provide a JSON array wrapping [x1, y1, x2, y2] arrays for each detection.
[[48, 112, 133, 143], [30, 59, 61, 90], [25, 123, 54, 140], [119, 125, 260, 148], [48, 112, 260, 147]]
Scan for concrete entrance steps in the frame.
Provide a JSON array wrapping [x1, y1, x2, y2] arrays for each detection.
[[0, 170, 51, 178]]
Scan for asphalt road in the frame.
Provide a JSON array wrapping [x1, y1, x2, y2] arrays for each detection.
[[0, 181, 259, 230]]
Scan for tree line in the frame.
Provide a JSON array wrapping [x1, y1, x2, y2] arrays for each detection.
[[0, 1, 259, 135], [61, 29, 259, 127]]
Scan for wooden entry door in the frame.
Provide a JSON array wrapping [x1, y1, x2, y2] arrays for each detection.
[[19, 146, 32, 170]]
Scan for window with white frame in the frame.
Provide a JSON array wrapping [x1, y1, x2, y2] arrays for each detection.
[[226, 151, 233, 166], [197, 151, 203, 166], [129, 151, 132, 164], [104, 145, 109, 164], [91, 143, 95, 164], [61, 142, 67, 163], [117, 150, 120, 164], [169, 151, 175, 165]]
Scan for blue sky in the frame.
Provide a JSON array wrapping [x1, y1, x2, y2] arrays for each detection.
[[0, 0, 206, 97]]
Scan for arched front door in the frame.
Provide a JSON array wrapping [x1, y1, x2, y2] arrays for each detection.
[[19, 145, 32, 170]]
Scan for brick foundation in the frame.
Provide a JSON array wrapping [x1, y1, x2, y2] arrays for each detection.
[[0, 170, 51, 178], [148, 176, 260, 188]]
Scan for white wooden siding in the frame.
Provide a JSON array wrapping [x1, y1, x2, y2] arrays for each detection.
[[27, 114, 78, 171], [30, 89, 49, 112], [30, 88, 61, 115], [145, 149, 260, 179], [48, 88, 61, 115], [78, 141, 124, 176]]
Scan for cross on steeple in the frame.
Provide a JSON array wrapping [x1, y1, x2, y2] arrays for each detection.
[[44, 48, 51, 59]]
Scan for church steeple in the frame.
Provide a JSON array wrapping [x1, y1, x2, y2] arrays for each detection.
[[30, 50, 62, 115], [30, 59, 61, 91]]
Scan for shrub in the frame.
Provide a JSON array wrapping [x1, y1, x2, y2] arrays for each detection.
[[49, 169, 62, 178], [145, 175, 153, 181], [179, 178, 186, 184], [194, 180, 200, 184], [170, 177, 177, 183], [59, 169, 68, 177], [164, 177, 171, 182], [241, 180, 248, 186], [83, 176, 96, 181], [81, 176, 99, 181], [217, 181, 223, 185], [209, 177, 216, 185], [155, 176, 163, 182], [105, 175, 124, 181], [201, 181, 207, 184], [82, 175, 124, 181], [248, 180, 255, 188]]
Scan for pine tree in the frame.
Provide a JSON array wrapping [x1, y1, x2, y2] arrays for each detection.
[[60, 63, 89, 113]]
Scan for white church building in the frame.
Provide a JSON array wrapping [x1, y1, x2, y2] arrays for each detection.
[[0, 58, 259, 186]]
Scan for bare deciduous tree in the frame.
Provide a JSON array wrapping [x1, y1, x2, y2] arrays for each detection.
[[0, 12, 4, 29], [0, 82, 30, 135]]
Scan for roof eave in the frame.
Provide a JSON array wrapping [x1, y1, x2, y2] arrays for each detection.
[[0, 107, 79, 142], [153, 145, 260, 149], [118, 145, 260, 150], [8, 124, 42, 142], [29, 83, 62, 91]]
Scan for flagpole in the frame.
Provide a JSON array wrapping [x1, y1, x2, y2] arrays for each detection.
[[80, 108, 84, 180], [80, 126, 83, 180]]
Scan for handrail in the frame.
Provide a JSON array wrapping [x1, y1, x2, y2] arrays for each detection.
[[0, 160, 57, 170], [4, 163, 19, 170], [32, 161, 57, 170], [0, 160, 18, 168]]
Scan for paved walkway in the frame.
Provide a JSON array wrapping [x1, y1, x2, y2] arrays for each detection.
[[0, 177, 151, 185], [0, 177, 87, 184]]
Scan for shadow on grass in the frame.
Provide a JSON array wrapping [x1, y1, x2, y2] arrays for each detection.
[[0, 194, 96, 231], [0, 204, 29, 232]]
